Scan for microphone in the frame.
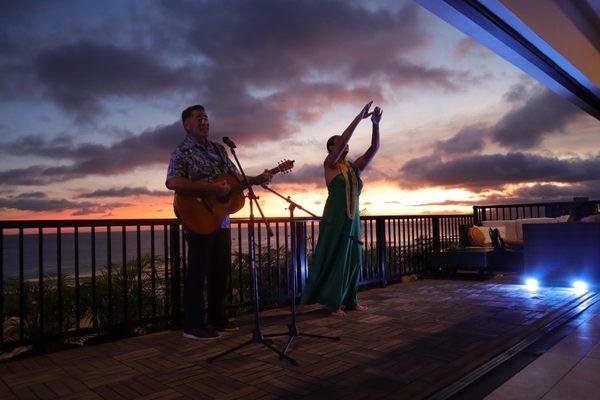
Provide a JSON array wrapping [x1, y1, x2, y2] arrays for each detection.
[[222, 136, 236, 148]]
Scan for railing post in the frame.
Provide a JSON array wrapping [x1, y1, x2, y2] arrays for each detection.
[[432, 216, 441, 252], [473, 206, 479, 224], [169, 223, 181, 326], [295, 221, 307, 294], [0, 228, 3, 347], [375, 217, 387, 288]]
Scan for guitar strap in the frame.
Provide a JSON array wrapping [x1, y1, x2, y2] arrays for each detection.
[[210, 142, 228, 174], [212, 141, 242, 183], [207, 142, 224, 170]]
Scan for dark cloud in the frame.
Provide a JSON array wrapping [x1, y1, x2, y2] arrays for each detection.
[[399, 152, 600, 189], [210, 82, 383, 143], [16, 192, 47, 199], [0, 166, 49, 186], [0, 1, 54, 21], [431, 85, 589, 155], [502, 81, 536, 103], [2, 0, 592, 205], [282, 163, 323, 186], [173, 1, 471, 143], [71, 203, 130, 216], [454, 37, 491, 58], [435, 123, 488, 155], [427, 83, 591, 159], [35, 41, 199, 123], [361, 166, 394, 182], [510, 182, 600, 202], [414, 199, 476, 206], [0, 58, 36, 99], [0, 134, 99, 160], [492, 88, 584, 149], [421, 209, 468, 215], [277, 158, 392, 187], [416, 182, 600, 206], [0, 29, 38, 99], [180, 1, 428, 86], [0, 0, 470, 139], [77, 187, 169, 198], [0, 192, 130, 213], [2, 112, 337, 186], [0, 122, 182, 186], [1, 197, 90, 212]]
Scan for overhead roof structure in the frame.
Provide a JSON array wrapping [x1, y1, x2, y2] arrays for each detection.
[[416, 0, 600, 120]]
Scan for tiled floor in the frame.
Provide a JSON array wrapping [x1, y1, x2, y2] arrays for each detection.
[[0, 278, 592, 400], [486, 302, 600, 400]]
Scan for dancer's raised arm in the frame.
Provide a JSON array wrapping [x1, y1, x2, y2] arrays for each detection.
[[354, 106, 382, 171], [324, 101, 372, 168]]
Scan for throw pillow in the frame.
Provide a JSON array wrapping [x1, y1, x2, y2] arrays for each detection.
[[581, 214, 600, 223], [468, 226, 490, 246]]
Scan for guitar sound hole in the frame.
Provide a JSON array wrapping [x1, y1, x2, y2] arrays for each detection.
[[217, 194, 231, 203]]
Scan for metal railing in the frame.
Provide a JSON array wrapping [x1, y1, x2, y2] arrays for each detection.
[[473, 199, 600, 224], [0, 214, 472, 350], [0, 219, 179, 350]]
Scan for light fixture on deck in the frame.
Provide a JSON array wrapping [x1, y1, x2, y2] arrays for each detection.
[[525, 278, 539, 291], [572, 280, 588, 294]]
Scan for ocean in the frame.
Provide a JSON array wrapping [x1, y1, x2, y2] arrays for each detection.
[[1, 225, 301, 280], [1, 219, 432, 280]]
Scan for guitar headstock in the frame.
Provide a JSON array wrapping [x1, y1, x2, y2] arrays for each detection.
[[276, 159, 294, 174]]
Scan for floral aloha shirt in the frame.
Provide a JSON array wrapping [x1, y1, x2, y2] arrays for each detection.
[[167, 136, 239, 229]]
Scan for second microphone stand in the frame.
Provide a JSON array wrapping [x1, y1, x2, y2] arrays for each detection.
[[262, 184, 341, 356], [207, 145, 296, 365]]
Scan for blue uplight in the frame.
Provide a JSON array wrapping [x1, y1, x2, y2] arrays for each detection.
[[573, 280, 588, 293], [525, 278, 539, 291]]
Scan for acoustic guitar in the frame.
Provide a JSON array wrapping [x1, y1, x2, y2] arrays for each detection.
[[174, 159, 294, 234]]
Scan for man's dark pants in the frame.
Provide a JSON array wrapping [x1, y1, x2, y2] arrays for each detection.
[[183, 228, 231, 329]]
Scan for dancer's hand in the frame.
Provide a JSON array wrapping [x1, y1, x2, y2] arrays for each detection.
[[371, 106, 383, 125], [358, 101, 373, 119]]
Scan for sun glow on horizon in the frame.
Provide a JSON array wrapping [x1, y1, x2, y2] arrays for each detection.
[[0, 183, 479, 221]]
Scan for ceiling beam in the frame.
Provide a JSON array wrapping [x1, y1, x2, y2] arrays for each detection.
[[416, 0, 600, 120]]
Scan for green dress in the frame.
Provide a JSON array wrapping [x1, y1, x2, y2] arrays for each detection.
[[300, 164, 363, 310]]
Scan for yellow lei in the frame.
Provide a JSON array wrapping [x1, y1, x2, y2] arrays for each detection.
[[338, 159, 359, 219]]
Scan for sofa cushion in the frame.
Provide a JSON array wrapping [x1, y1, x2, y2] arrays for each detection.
[[482, 220, 518, 242], [582, 214, 600, 223], [481, 218, 563, 242], [514, 218, 559, 241]]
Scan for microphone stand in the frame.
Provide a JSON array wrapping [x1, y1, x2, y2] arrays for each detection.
[[207, 143, 296, 365], [261, 184, 341, 356]]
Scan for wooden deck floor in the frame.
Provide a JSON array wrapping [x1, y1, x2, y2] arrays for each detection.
[[0, 277, 589, 400]]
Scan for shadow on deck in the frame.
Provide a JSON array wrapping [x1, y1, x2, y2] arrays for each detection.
[[0, 276, 594, 400]]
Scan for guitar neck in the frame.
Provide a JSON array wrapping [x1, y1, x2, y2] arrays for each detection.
[[237, 161, 292, 188], [235, 165, 282, 188], [267, 166, 283, 175]]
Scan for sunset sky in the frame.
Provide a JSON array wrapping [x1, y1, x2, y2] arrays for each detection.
[[1, 0, 599, 220]]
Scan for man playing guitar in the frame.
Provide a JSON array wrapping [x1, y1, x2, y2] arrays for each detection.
[[166, 104, 273, 340]]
